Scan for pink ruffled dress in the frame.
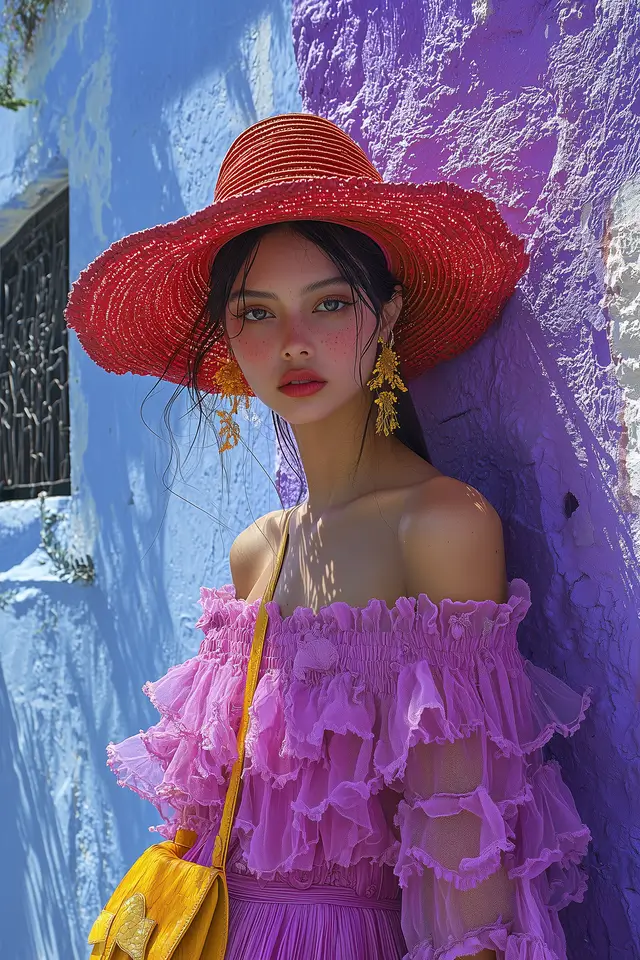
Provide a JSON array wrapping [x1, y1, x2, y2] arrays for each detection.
[[107, 579, 591, 959]]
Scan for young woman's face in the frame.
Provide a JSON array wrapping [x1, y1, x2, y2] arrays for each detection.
[[224, 225, 402, 425]]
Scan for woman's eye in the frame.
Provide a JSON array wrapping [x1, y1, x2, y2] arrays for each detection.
[[315, 297, 352, 312], [243, 307, 272, 322]]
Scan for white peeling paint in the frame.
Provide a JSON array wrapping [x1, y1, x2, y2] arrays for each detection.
[[602, 178, 640, 550], [472, 0, 493, 23]]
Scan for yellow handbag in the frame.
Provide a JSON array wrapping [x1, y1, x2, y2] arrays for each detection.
[[87, 507, 294, 960]]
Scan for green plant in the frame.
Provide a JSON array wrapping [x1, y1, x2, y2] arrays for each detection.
[[0, 0, 55, 111], [37, 491, 96, 584]]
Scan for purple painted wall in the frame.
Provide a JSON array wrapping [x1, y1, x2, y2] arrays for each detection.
[[289, 2, 640, 957]]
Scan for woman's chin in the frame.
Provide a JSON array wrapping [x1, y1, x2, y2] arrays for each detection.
[[262, 385, 366, 427]]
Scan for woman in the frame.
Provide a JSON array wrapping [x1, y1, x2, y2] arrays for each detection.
[[66, 113, 591, 960]]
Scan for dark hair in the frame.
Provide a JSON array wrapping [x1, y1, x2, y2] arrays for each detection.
[[150, 220, 431, 510]]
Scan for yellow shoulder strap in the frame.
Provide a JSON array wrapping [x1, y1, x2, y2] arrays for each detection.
[[212, 505, 294, 869]]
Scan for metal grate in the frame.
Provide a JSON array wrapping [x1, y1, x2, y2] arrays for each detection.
[[0, 185, 71, 501]]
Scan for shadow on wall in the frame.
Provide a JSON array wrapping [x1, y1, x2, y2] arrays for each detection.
[[17, 0, 292, 260], [291, 0, 640, 956], [0, 665, 39, 957], [414, 276, 639, 960], [81, 0, 290, 247]]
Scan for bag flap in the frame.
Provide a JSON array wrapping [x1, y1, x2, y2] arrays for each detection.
[[88, 840, 219, 960], [88, 909, 115, 944]]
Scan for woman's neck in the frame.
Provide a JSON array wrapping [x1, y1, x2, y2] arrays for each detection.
[[290, 390, 419, 516]]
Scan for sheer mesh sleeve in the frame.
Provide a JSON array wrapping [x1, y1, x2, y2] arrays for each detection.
[[398, 733, 516, 958], [379, 589, 592, 959]]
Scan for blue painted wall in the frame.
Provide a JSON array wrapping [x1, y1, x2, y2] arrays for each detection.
[[0, 1, 300, 955]]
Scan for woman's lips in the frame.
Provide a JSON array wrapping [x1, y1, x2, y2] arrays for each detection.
[[278, 380, 327, 397]]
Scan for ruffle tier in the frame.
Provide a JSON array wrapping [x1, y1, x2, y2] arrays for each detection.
[[106, 579, 591, 960]]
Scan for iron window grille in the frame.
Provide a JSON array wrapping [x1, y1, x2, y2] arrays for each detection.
[[0, 181, 70, 501]]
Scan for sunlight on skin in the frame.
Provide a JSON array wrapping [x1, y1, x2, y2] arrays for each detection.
[[225, 223, 436, 599]]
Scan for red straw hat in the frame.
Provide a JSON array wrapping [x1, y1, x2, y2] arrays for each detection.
[[64, 112, 529, 391]]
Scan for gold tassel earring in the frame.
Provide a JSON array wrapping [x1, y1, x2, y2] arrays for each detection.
[[366, 332, 408, 436], [211, 354, 251, 452]]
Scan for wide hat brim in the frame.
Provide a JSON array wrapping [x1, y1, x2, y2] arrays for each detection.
[[64, 175, 529, 392]]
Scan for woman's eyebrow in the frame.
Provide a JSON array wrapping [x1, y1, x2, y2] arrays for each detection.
[[228, 276, 348, 302]]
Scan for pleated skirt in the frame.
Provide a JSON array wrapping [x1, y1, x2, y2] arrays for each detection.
[[224, 871, 407, 960]]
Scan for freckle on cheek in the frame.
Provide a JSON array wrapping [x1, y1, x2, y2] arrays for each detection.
[[241, 342, 265, 361]]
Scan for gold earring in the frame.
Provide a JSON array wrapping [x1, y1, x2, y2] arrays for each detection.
[[211, 354, 251, 452], [366, 333, 408, 436]]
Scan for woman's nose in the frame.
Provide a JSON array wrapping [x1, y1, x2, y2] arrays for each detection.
[[279, 318, 314, 359]]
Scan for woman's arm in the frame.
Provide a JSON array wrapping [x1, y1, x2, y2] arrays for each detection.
[[398, 476, 514, 960], [228, 508, 285, 599]]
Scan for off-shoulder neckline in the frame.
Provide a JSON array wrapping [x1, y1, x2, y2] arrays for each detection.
[[207, 578, 532, 630]]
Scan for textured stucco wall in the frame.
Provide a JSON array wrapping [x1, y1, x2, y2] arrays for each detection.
[[603, 180, 640, 541], [0, 1, 300, 956], [289, 2, 640, 957]]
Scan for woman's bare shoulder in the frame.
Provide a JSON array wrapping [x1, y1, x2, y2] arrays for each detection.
[[399, 475, 507, 604], [402, 474, 499, 520], [228, 508, 289, 600]]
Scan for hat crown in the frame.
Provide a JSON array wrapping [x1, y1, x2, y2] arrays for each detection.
[[213, 113, 383, 203]]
